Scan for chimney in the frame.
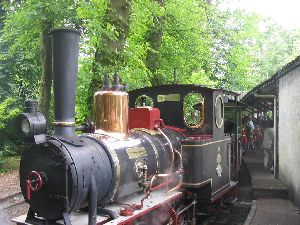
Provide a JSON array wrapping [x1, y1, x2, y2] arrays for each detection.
[[49, 28, 80, 136]]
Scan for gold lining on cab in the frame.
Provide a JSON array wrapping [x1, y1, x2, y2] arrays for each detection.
[[215, 94, 224, 129], [183, 92, 205, 129]]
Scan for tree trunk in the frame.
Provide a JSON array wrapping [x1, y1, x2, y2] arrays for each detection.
[[173, 68, 177, 84], [87, 48, 102, 109], [101, 0, 131, 65], [94, 0, 132, 70], [39, 20, 53, 120], [145, 0, 165, 86], [88, 0, 132, 110]]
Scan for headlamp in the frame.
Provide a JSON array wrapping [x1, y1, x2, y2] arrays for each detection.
[[21, 118, 31, 137], [18, 100, 47, 143]]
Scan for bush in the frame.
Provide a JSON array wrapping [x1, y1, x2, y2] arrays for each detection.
[[0, 156, 20, 172], [0, 98, 22, 163]]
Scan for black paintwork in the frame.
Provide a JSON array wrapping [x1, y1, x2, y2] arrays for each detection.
[[130, 85, 232, 199], [19, 128, 185, 221], [20, 136, 112, 220], [181, 138, 231, 198], [50, 29, 80, 136], [88, 128, 185, 200], [129, 84, 225, 137]]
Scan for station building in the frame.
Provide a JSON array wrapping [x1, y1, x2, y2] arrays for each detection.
[[242, 56, 300, 207]]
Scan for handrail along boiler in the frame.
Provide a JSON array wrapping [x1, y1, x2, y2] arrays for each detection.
[[16, 29, 240, 225]]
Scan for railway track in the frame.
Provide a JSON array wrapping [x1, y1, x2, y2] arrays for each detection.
[[0, 191, 24, 210], [0, 191, 28, 225], [198, 201, 251, 225], [198, 185, 253, 225]]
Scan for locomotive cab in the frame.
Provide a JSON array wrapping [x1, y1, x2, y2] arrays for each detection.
[[129, 85, 237, 202]]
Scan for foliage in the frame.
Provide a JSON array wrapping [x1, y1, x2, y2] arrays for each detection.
[[0, 98, 21, 158], [183, 93, 204, 126], [205, 6, 260, 90], [51, 0, 300, 120], [159, 0, 212, 84], [1, 0, 81, 98], [0, 4, 11, 102], [121, 0, 155, 89], [1, 0, 299, 103], [255, 20, 300, 79], [76, 56, 95, 122], [0, 156, 20, 172]]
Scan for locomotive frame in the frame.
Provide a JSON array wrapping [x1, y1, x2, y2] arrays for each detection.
[[14, 29, 241, 225]]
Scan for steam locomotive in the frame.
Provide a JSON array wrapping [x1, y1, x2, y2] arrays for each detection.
[[14, 29, 240, 225]]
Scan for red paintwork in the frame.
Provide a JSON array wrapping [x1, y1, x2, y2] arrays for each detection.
[[115, 179, 176, 224], [120, 207, 134, 217], [164, 125, 185, 135], [151, 178, 174, 191], [168, 204, 178, 225], [26, 180, 31, 201], [118, 193, 182, 225], [98, 192, 182, 225], [241, 128, 247, 144], [129, 107, 161, 130], [164, 126, 213, 141], [26, 171, 43, 201]]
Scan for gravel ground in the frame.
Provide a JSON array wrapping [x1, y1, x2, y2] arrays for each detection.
[[0, 170, 29, 225], [0, 170, 20, 198]]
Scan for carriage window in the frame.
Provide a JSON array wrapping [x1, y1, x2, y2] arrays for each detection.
[[183, 93, 205, 128], [215, 95, 224, 128], [135, 95, 154, 107]]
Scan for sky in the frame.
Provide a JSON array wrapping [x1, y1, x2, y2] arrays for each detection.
[[222, 0, 300, 29]]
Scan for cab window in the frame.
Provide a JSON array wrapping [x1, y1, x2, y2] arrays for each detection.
[[135, 95, 154, 107], [215, 95, 224, 128], [183, 93, 205, 128]]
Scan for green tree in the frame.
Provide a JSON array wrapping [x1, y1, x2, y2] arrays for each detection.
[[0, 98, 21, 157], [1, 0, 80, 118], [145, 0, 165, 85], [77, 0, 132, 119], [159, 0, 212, 84], [255, 20, 300, 80], [1, 0, 300, 127], [205, 6, 262, 90], [0, 3, 11, 101]]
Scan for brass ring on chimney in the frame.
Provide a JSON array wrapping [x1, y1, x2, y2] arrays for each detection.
[[53, 121, 76, 126]]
